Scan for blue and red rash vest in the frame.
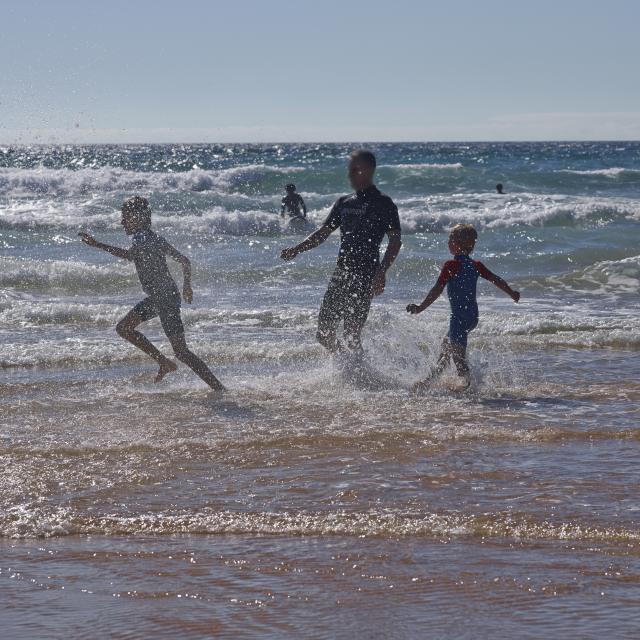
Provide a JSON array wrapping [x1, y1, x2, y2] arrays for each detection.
[[436, 255, 495, 320]]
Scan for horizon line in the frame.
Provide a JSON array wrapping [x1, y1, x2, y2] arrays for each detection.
[[2, 139, 639, 146]]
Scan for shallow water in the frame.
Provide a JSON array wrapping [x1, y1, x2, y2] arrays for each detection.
[[4, 535, 640, 639], [1, 142, 640, 637]]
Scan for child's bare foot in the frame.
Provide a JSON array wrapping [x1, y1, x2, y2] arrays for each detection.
[[155, 359, 177, 383]]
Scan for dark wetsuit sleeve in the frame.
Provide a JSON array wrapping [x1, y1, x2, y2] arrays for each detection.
[[436, 260, 461, 287], [474, 261, 497, 281], [323, 198, 342, 230], [156, 235, 189, 265], [155, 235, 176, 256], [386, 199, 401, 231]]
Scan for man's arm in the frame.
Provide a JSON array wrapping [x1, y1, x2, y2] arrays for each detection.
[[280, 224, 334, 261], [300, 196, 307, 218], [164, 241, 193, 303], [371, 229, 402, 297], [282, 198, 340, 260], [78, 232, 131, 260], [477, 263, 520, 302]]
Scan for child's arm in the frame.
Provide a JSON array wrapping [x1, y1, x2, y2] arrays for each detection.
[[406, 280, 445, 314], [476, 262, 520, 302], [406, 260, 458, 314], [163, 241, 193, 303], [78, 232, 131, 260]]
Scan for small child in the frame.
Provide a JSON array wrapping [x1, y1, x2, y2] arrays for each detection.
[[406, 223, 520, 390], [79, 196, 224, 391]]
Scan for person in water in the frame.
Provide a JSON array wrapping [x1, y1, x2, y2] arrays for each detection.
[[281, 184, 307, 219], [496, 183, 505, 194], [406, 223, 519, 389], [79, 196, 225, 391], [281, 149, 402, 353]]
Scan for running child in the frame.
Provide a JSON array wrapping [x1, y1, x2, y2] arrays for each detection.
[[406, 223, 520, 390], [79, 196, 224, 391]]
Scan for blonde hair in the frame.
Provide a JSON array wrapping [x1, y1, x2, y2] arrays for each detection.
[[449, 223, 478, 252]]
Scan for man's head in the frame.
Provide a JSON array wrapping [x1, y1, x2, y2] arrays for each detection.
[[448, 223, 478, 255], [285, 183, 296, 194], [496, 183, 504, 194], [348, 149, 376, 191], [121, 196, 152, 235]]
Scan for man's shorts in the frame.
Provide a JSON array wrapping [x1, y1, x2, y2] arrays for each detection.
[[132, 296, 184, 337], [317, 269, 374, 346]]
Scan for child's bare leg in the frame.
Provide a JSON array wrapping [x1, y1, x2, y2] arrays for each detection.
[[432, 338, 452, 376], [412, 338, 451, 391], [169, 334, 225, 391], [154, 359, 178, 383], [116, 311, 176, 381], [450, 343, 470, 383]]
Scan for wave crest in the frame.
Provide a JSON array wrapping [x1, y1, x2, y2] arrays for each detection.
[[0, 164, 304, 197], [3, 505, 639, 541]]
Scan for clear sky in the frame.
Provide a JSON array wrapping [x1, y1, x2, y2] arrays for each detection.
[[1, 0, 638, 143]]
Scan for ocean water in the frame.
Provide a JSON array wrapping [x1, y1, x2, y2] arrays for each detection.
[[1, 142, 640, 638]]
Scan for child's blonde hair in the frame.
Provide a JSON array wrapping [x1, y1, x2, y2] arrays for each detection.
[[449, 223, 478, 252]]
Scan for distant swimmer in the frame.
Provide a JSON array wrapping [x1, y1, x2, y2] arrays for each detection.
[[281, 184, 307, 219], [496, 183, 505, 194], [79, 196, 225, 391], [406, 223, 520, 390], [281, 149, 402, 355]]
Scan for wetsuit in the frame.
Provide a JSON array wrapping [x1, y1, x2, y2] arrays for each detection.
[[130, 230, 184, 337], [317, 185, 400, 350], [436, 255, 496, 348], [281, 193, 306, 218]]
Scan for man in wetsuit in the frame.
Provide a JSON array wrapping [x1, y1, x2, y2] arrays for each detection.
[[280, 149, 402, 353], [281, 184, 307, 219]]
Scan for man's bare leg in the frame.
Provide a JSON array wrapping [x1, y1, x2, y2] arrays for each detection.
[[316, 278, 345, 353], [343, 315, 366, 356], [169, 333, 224, 391], [116, 311, 176, 382], [316, 309, 342, 353], [317, 329, 342, 353]]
